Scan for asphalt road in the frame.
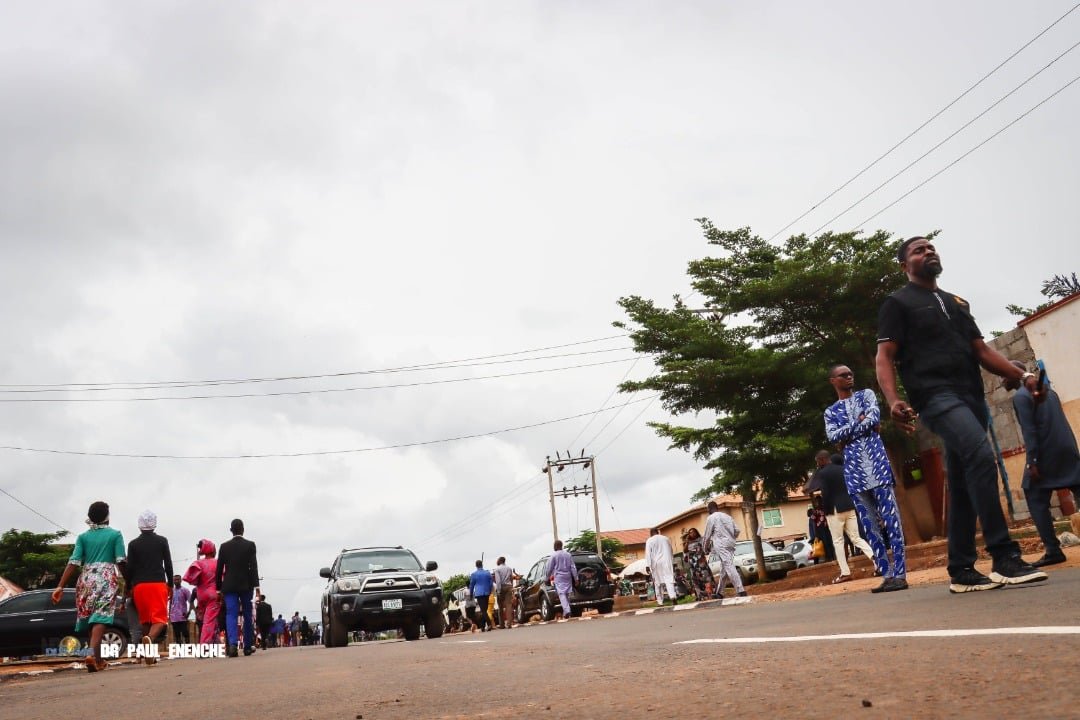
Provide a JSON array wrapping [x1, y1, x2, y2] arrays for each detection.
[[4, 569, 1079, 719]]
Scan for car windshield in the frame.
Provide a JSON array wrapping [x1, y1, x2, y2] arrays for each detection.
[[734, 541, 757, 555], [339, 549, 422, 574], [573, 554, 605, 567]]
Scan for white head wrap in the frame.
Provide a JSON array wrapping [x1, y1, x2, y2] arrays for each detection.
[[137, 509, 158, 531]]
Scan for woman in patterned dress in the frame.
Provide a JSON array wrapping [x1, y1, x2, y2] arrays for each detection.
[[682, 527, 716, 601], [51, 501, 126, 672]]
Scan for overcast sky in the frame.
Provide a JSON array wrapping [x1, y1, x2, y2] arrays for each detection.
[[2, 1, 1078, 620]]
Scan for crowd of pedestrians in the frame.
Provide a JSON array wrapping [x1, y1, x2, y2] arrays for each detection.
[[48, 507, 322, 671]]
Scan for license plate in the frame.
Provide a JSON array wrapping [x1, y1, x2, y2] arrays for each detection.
[[382, 598, 403, 610]]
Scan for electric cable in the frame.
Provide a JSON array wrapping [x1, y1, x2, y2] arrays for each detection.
[[414, 473, 546, 547], [0, 394, 661, 459], [0, 486, 69, 532], [766, 1, 1080, 241], [0, 334, 630, 391], [852, 70, 1080, 229], [0, 356, 639, 403], [810, 36, 1080, 236]]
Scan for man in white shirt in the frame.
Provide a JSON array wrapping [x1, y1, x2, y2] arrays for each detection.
[[644, 528, 676, 606]]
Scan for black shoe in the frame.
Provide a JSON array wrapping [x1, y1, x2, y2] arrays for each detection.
[[989, 555, 1049, 585], [226, 645, 239, 658], [948, 567, 1002, 594], [878, 577, 908, 593], [243, 647, 254, 656], [736, 590, 748, 597], [1031, 551, 1067, 568]]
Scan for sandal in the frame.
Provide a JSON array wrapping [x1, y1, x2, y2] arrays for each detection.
[[832, 574, 852, 584], [85, 656, 99, 673]]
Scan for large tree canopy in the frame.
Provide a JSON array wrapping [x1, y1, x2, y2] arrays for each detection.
[[616, 222, 912, 508], [565, 529, 624, 570], [0, 528, 71, 590]]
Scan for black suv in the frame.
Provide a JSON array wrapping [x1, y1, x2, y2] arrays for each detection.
[[515, 551, 615, 622], [319, 546, 444, 647], [0, 588, 130, 659]]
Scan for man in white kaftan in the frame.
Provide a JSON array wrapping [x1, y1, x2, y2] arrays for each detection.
[[703, 501, 747, 597], [644, 528, 676, 605]]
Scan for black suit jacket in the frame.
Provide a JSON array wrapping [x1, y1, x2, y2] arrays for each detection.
[[215, 535, 259, 594], [819, 462, 856, 515]]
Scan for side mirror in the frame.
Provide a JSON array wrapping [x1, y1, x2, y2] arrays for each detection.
[[319, 567, 332, 579], [425, 561, 438, 572]]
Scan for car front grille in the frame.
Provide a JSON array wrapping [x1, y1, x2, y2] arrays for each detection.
[[361, 576, 419, 592]]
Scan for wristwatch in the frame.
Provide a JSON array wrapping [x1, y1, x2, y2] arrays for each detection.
[[1020, 372, 1036, 383]]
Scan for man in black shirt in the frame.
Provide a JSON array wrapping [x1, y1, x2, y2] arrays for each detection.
[[875, 236, 1047, 593], [816, 452, 875, 583]]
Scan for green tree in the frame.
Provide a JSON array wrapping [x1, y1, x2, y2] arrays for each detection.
[[616, 223, 910, 578], [441, 573, 469, 597], [0, 529, 71, 589], [565, 529, 625, 570]]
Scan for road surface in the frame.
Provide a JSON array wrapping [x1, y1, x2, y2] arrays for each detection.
[[4, 567, 1079, 719]]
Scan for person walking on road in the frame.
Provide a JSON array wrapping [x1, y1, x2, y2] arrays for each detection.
[[493, 556, 517, 628], [215, 518, 260, 656], [544, 540, 579, 620], [183, 539, 221, 644], [169, 574, 192, 643], [1005, 360, 1080, 567], [468, 560, 494, 632], [876, 236, 1047, 593], [703, 502, 746, 598], [825, 365, 908, 593], [681, 527, 715, 600], [644, 528, 676, 606], [50, 501, 126, 673], [815, 451, 876, 583], [126, 510, 173, 664], [256, 594, 273, 648]]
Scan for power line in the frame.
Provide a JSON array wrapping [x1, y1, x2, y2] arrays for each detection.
[[0, 356, 639, 403], [0, 394, 661, 459], [414, 474, 547, 548], [565, 358, 642, 450], [0, 486, 69, 532], [766, 1, 1080, 241], [595, 395, 660, 457], [810, 36, 1080, 236], [0, 334, 630, 391], [853, 70, 1080, 229]]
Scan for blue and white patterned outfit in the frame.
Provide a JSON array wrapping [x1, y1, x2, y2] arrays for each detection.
[[824, 389, 907, 579]]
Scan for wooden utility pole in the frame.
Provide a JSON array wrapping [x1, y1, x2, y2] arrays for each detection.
[[543, 452, 603, 557]]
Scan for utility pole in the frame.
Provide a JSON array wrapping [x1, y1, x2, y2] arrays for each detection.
[[543, 451, 603, 557]]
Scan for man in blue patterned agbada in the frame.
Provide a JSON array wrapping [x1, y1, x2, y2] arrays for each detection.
[[824, 364, 908, 593]]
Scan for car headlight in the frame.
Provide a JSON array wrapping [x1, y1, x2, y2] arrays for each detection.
[[417, 573, 440, 587], [737, 557, 755, 567], [336, 578, 361, 592]]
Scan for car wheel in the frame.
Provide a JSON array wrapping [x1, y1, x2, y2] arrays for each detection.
[[403, 621, 421, 641], [328, 613, 349, 647], [597, 601, 614, 615], [514, 596, 526, 625], [539, 593, 555, 622], [322, 612, 332, 647], [100, 627, 128, 655], [425, 613, 444, 639]]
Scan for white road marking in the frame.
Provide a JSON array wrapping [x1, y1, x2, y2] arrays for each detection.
[[675, 626, 1080, 644]]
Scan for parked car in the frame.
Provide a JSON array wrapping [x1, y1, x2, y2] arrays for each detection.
[[710, 540, 797, 583], [0, 588, 130, 659], [319, 546, 444, 647], [515, 552, 616, 622], [787, 540, 814, 568]]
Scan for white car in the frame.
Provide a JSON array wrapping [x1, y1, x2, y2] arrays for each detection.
[[710, 541, 796, 583], [786, 540, 814, 568]]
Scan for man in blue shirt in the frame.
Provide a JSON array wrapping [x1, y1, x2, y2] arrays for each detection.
[[468, 560, 494, 632], [825, 365, 907, 593]]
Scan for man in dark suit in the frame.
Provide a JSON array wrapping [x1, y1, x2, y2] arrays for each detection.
[[215, 518, 259, 657]]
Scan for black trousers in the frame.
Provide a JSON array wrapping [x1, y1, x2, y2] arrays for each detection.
[[171, 620, 189, 644], [474, 596, 489, 631], [1025, 485, 1080, 553]]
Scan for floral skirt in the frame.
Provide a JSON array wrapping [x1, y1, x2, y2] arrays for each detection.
[[74, 562, 123, 631]]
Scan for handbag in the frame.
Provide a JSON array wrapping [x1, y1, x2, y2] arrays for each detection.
[[812, 538, 826, 559]]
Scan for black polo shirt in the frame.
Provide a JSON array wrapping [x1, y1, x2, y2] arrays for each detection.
[[877, 282, 984, 412]]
